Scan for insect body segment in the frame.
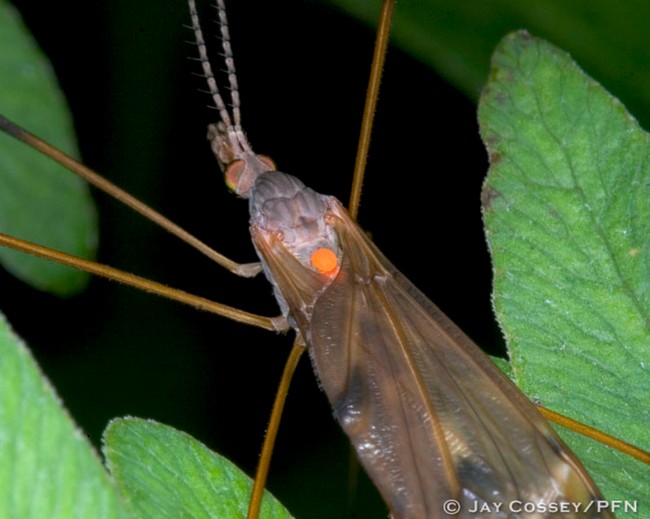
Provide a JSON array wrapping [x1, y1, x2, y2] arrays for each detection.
[[249, 171, 342, 329]]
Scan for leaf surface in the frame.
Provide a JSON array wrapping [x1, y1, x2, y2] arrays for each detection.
[[480, 31, 650, 515], [104, 418, 293, 519], [0, 0, 97, 296], [0, 312, 131, 518]]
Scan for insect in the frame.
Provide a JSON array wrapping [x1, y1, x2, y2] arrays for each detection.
[[1, 0, 644, 516], [2, 2, 423, 514]]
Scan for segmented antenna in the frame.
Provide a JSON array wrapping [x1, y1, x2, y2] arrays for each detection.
[[188, 0, 229, 127], [214, 0, 242, 130], [188, 0, 254, 164], [188, 0, 275, 197]]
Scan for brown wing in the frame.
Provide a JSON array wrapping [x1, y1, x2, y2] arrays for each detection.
[[251, 192, 613, 519]]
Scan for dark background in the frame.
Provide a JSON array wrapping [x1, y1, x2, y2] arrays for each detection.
[[2, 1, 492, 517]]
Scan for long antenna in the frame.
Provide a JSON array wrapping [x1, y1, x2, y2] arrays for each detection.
[[189, 0, 275, 197], [214, 0, 243, 129], [189, 0, 236, 139]]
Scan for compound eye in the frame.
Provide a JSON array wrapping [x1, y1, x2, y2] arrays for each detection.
[[224, 155, 276, 195], [224, 160, 246, 192], [258, 155, 276, 172]]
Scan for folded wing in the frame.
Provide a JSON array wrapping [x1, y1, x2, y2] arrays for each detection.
[[248, 182, 612, 519], [307, 204, 611, 519]]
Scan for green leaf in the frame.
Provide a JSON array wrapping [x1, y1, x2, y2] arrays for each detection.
[[0, 306, 293, 518], [0, 0, 97, 296], [0, 312, 131, 518], [479, 31, 650, 514], [104, 418, 292, 519]]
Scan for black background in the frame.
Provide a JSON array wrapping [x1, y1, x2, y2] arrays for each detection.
[[2, 1, 492, 517]]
